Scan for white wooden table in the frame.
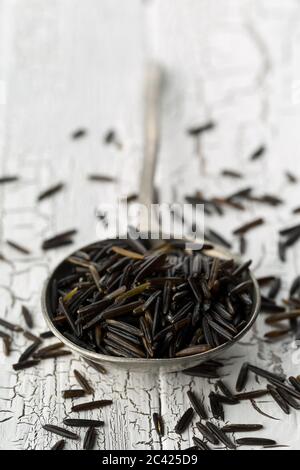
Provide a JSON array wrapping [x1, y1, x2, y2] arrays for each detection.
[[1, 0, 300, 450]]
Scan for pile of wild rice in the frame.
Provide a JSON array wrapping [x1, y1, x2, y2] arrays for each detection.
[[48, 238, 254, 359]]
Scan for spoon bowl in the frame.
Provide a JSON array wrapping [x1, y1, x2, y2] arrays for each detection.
[[41, 239, 261, 373]]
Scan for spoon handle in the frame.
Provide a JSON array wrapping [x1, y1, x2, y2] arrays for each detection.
[[138, 62, 163, 234]]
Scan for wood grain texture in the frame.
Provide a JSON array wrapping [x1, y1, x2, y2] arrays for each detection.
[[1, 0, 300, 449]]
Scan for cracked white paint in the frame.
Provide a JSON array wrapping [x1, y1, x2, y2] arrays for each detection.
[[1, 0, 300, 450]]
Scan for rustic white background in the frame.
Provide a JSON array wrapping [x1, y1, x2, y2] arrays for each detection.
[[1, 0, 300, 450]]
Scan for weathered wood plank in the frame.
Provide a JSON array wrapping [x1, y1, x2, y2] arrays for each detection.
[[1, 0, 300, 450]]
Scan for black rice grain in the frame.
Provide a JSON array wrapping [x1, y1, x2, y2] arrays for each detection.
[[43, 424, 79, 440], [196, 422, 219, 445], [83, 427, 97, 450], [39, 350, 71, 359], [83, 358, 107, 375], [73, 370, 94, 395], [216, 380, 236, 401], [236, 437, 276, 446], [233, 218, 264, 236], [187, 390, 207, 420], [71, 128, 87, 139], [209, 392, 224, 421], [192, 436, 210, 450], [250, 145, 266, 161], [88, 174, 116, 183], [187, 121, 215, 136], [42, 230, 77, 250], [221, 169, 243, 179], [266, 385, 290, 414], [275, 387, 300, 410], [13, 360, 40, 371], [0, 318, 22, 332], [37, 183, 64, 202], [63, 418, 104, 428], [21, 305, 34, 329], [23, 331, 41, 343], [71, 400, 112, 412], [18, 341, 40, 363], [40, 331, 54, 339], [222, 424, 263, 433], [153, 413, 164, 437], [62, 389, 86, 399], [286, 171, 297, 183], [2, 336, 11, 356], [7, 240, 31, 255], [268, 278, 281, 299], [205, 421, 236, 449], [236, 363, 249, 392], [289, 376, 300, 393], [0, 175, 18, 184], [235, 390, 269, 400], [248, 364, 286, 383], [175, 408, 194, 434], [51, 439, 66, 450]]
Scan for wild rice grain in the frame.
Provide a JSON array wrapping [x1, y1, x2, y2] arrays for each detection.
[[289, 376, 300, 393], [83, 358, 107, 375], [187, 390, 208, 420], [18, 341, 40, 363], [2, 337, 11, 356], [0, 175, 18, 184], [275, 387, 300, 410], [63, 418, 104, 428], [216, 380, 236, 401], [40, 331, 54, 339], [187, 121, 215, 136], [175, 408, 194, 434], [62, 389, 86, 399], [88, 174, 116, 183], [37, 183, 64, 202], [221, 169, 243, 179], [0, 318, 23, 333], [21, 306, 34, 329], [222, 424, 263, 433], [196, 422, 219, 445], [153, 413, 164, 437], [266, 385, 290, 414], [73, 370, 94, 395], [235, 390, 269, 400], [7, 240, 31, 255], [236, 438, 276, 446], [192, 436, 210, 450], [13, 359, 40, 371], [51, 439, 65, 450], [250, 145, 266, 161], [236, 363, 249, 392], [248, 364, 286, 382], [71, 400, 112, 412], [209, 392, 225, 421], [83, 427, 97, 450], [71, 129, 87, 139], [205, 421, 236, 449], [43, 424, 79, 440], [233, 218, 264, 236]]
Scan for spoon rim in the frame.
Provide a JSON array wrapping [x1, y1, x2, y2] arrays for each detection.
[[41, 239, 261, 368]]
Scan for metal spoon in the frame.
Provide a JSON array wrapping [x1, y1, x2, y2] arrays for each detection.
[[41, 64, 260, 372]]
